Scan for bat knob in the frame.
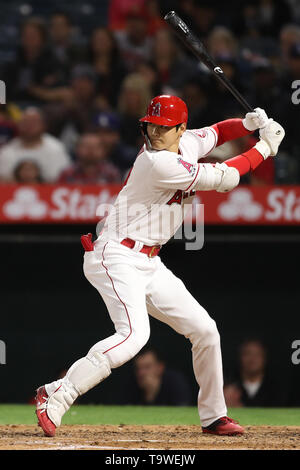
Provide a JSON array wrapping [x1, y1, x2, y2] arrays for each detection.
[[164, 11, 176, 21]]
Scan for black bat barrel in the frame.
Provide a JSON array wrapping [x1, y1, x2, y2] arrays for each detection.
[[164, 11, 254, 113]]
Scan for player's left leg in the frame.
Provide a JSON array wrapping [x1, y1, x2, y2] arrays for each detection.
[[145, 257, 243, 435]]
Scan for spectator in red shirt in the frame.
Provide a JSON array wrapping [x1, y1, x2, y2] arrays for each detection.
[[109, 0, 146, 31], [114, 5, 153, 72], [58, 133, 122, 184]]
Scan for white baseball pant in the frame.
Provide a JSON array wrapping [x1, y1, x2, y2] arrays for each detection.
[[82, 235, 227, 427]]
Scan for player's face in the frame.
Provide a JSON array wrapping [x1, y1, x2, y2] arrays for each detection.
[[147, 123, 186, 152]]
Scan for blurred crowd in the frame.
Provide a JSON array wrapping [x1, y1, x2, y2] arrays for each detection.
[[30, 342, 299, 406], [0, 0, 300, 185]]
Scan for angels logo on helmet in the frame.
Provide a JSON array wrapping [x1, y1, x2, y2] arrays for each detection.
[[152, 102, 161, 117]]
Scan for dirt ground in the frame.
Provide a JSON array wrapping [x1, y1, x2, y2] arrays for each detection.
[[1, 424, 300, 450]]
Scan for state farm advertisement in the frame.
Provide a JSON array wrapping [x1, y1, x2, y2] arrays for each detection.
[[0, 184, 300, 225]]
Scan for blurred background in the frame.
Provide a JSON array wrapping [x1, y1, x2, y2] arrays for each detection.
[[0, 0, 300, 409]]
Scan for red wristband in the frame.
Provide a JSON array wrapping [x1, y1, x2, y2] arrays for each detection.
[[212, 119, 253, 147], [225, 148, 264, 176]]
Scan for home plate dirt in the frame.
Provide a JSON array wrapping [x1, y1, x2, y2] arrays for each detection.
[[1, 425, 300, 450]]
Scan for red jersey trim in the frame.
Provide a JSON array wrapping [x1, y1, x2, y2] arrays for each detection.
[[101, 242, 133, 354]]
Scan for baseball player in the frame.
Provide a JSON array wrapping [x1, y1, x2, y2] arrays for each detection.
[[36, 95, 284, 436]]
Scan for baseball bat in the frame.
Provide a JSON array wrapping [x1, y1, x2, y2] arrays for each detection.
[[164, 11, 254, 113]]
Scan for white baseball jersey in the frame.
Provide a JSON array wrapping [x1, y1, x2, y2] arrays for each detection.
[[100, 127, 218, 246]]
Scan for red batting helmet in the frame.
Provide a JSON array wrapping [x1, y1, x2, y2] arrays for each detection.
[[139, 95, 188, 126]]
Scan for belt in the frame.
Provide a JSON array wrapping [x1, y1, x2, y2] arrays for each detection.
[[121, 238, 161, 258]]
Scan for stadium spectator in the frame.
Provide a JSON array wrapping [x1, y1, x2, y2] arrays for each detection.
[[182, 79, 216, 130], [38, 64, 101, 153], [224, 339, 287, 407], [208, 55, 247, 121], [136, 62, 162, 97], [93, 111, 137, 175], [207, 26, 238, 59], [145, 0, 166, 36], [49, 11, 87, 80], [192, 2, 218, 39], [257, 0, 292, 38], [152, 29, 200, 95], [284, 42, 300, 84], [279, 23, 300, 64], [118, 73, 151, 148], [3, 17, 61, 104], [223, 382, 244, 408], [58, 133, 122, 184], [13, 160, 43, 184], [114, 4, 153, 72], [0, 108, 18, 149], [87, 27, 127, 107], [0, 107, 70, 182], [120, 348, 192, 406], [108, 0, 146, 31]]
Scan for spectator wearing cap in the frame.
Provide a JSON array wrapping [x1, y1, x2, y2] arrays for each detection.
[[93, 111, 137, 176], [0, 107, 70, 182], [58, 133, 122, 184], [114, 4, 153, 72], [87, 27, 127, 107]]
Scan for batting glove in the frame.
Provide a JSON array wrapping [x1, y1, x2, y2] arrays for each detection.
[[258, 119, 285, 157], [243, 107, 269, 131]]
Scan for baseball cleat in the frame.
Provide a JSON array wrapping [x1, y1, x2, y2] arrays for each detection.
[[202, 416, 244, 435], [35, 386, 57, 437]]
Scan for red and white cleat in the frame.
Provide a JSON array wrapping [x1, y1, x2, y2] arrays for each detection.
[[35, 386, 57, 437], [202, 417, 244, 436]]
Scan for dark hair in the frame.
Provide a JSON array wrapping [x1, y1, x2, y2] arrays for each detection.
[[238, 338, 268, 356], [135, 347, 165, 363], [50, 11, 72, 25], [20, 17, 48, 44], [87, 27, 121, 64], [13, 160, 43, 183]]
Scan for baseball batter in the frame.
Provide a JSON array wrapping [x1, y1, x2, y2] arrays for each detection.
[[36, 95, 284, 436]]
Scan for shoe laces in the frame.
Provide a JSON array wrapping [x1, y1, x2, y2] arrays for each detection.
[[36, 391, 59, 413], [219, 417, 239, 425]]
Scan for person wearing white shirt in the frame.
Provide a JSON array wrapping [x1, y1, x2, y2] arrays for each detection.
[[0, 107, 71, 182]]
